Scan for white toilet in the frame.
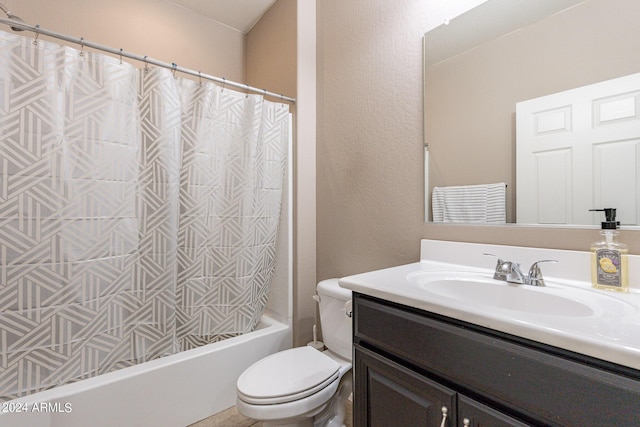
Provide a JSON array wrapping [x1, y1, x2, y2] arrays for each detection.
[[236, 278, 352, 427]]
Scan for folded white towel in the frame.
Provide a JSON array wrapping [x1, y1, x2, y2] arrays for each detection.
[[432, 182, 506, 223]]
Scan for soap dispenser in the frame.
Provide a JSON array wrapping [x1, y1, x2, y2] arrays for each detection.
[[590, 208, 628, 292]]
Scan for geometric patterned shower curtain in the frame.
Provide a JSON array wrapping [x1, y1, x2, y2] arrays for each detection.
[[175, 79, 289, 350], [0, 30, 289, 400]]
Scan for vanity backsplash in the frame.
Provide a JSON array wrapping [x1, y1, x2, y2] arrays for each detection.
[[419, 239, 640, 291]]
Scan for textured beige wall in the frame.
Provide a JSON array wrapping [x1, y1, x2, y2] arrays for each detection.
[[291, 0, 318, 347], [247, 0, 296, 100], [248, 0, 318, 347], [317, 0, 640, 283], [6, 0, 245, 81], [317, 0, 431, 278], [246, 0, 296, 330], [247, 0, 318, 348]]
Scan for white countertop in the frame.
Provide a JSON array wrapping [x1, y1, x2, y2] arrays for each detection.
[[339, 239, 640, 371]]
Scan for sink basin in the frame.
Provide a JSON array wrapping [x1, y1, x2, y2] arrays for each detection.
[[421, 277, 592, 316], [409, 271, 635, 317]]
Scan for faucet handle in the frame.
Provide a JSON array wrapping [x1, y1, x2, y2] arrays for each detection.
[[484, 253, 506, 280], [484, 253, 524, 282], [527, 260, 558, 287], [503, 261, 525, 284]]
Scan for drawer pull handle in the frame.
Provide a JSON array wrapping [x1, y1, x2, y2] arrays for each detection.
[[440, 406, 448, 427], [463, 418, 471, 426]]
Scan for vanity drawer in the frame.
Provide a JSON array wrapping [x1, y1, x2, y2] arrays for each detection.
[[354, 293, 640, 426]]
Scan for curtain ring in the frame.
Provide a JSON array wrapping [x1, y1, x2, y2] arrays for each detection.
[[171, 63, 177, 79], [79, 37, 85, 57], [221, 77, 226, 92], [119, 48, 123, 64], [143, 55, 149, 73], [198, 71, 202, 85], [32, 24, 40, 45]]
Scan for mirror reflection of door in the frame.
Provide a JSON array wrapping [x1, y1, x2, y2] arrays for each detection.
[[516, 72, 640, 226]]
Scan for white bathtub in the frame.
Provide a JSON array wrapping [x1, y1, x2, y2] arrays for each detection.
[[0, 312, 291, 427]]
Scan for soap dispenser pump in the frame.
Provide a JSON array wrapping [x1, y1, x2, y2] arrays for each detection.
[[590, 208, 628, 292]]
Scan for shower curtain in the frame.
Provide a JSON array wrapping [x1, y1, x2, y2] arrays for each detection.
[[0, 30, 290, 399]]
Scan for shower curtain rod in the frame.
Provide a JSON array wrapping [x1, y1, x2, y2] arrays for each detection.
[[0, 17, 296, 104]]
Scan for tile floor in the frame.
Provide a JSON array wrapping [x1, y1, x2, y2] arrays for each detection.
[[188, 407, 258, 427], [188, 400, 353, 427]]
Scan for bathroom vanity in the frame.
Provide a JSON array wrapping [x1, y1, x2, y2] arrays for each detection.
[[340, 240, 640, 426]]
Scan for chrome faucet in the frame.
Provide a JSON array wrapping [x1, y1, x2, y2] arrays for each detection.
[[484, 254, 557, 286]]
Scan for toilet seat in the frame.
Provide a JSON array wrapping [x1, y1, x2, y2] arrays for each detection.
[[236, 346, 340, 405]]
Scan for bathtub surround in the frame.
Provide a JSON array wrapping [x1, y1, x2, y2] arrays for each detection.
[[0, 30, 290, 400]]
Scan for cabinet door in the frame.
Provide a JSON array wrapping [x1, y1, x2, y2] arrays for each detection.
[[355, 346, 456, 427], [458, 396, 530, 427]]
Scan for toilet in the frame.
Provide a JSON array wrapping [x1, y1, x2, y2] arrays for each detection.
[[236, 279, 352, 427]]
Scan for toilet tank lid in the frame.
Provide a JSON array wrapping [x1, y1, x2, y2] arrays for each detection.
[[317, 278, 351, 300]]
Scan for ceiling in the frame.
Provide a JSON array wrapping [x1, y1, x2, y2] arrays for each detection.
[[425, 0, 587, 66], [169, 0, 277, 33]]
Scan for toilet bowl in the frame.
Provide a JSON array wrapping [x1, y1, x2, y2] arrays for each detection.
[[236, 279, 352, 427]]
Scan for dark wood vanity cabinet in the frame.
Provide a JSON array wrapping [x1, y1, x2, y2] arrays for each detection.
[[353, 293, 640, 427], [356, 346, 455, 426], [355, 346, 527, 427]]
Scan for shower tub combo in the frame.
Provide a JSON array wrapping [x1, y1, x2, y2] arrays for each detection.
[[0, 17, 294, 427]]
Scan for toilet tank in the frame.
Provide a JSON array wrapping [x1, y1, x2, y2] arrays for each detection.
[[317, 279, 352, 361]]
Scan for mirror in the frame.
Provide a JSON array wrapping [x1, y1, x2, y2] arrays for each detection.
[[424, 0, 640, 226]]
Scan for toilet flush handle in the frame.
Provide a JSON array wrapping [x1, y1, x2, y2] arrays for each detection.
[[344, 300, 353, 318]]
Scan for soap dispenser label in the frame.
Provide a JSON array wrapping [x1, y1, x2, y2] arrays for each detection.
[[595, 249, 622, 287]]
